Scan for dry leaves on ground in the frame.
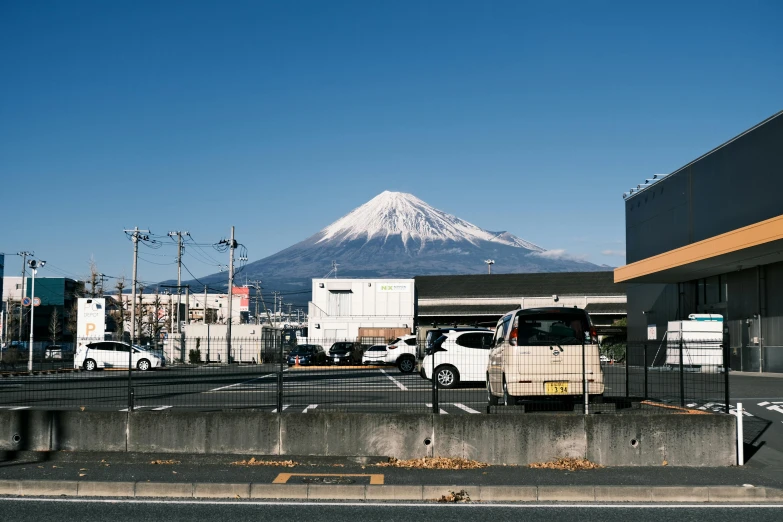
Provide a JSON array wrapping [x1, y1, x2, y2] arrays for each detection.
[[437, 489, 472, 503], [231, 458, 298, 467], [529, 457, 602, 471], [150, 460, 181, 465], [376, 457, 488, 470]]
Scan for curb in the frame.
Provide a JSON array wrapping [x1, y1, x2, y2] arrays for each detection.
[[0, 480, 781, 502]]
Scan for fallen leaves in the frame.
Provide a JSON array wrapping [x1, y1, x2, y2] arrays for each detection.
[[529, 457, 603, 471], [437, 489, 471, 503], [150, 460, 181, 465], [376, 457, 488, 470], [231, 458, 298, 467]]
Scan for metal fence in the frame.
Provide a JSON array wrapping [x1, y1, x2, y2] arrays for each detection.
[[0, 336, 731, 415]]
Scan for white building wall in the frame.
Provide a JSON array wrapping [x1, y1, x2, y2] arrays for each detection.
[[308, 278, 415, 344]]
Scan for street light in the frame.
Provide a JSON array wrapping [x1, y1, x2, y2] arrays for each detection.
[[27, 259, 46, 371]]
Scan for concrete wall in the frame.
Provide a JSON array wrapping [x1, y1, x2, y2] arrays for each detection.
[[0, 410, 736, 467]]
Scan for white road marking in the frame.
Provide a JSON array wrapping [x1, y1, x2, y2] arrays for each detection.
[[271, 405, 290, 413], [453, 403, 481, 414], [758, 401, 771, 406], [0, 406, 29, 410], [380, 369, 408, 390], [766, 405, 783, 415], [208, 372, 280, 392], [151, 406, 172, 411], [425, 403, 448, 414], [303, 404, 318, 413]]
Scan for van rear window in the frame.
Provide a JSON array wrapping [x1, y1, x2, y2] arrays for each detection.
[[515, 312, 591, 345]]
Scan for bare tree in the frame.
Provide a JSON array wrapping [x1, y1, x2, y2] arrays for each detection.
[[88, 257, 99, 298], [49, 309, 61, 346]]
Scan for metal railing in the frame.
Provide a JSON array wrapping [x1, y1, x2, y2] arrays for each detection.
[[0, 336, 731, 415]]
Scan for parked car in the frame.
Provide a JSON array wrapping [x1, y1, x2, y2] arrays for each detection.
[[287, 344, 327, 366], [328, 342, 360, 365], [362, 345, 388, 365], [486, 307, 605, 406], [423, 327, 491, 355], [74, 341, 165, 371], [383, 335, 418, 372], [421, 330, 495, 388]]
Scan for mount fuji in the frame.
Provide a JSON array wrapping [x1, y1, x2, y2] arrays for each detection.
[[190, 191, 608, 295]]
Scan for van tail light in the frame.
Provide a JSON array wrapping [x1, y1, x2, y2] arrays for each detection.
[[590, 326, 598, 344], [509, 328, 518, 346]]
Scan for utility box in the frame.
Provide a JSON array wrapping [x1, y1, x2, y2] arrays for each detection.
[[666, 314, 724, 372]]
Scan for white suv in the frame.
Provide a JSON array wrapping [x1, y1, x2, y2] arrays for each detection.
[[383, 335, 418, 373], [74, 341, 164, 371], [421, 330, 495, 388]]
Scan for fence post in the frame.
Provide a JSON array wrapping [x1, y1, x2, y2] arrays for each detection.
[[582, 339, 588, 415], [624, 342, 630, 398], [277, 332, 283, 413], [431, 347, 439, 414], [679, 333, 685, 407], [127, 338, 134, 412], [723, 331, 730, 415], [643, 342, 648, 401]]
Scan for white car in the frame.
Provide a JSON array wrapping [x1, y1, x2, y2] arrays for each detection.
[[383, 335, 418, 373], [421, 330, 495, 388], [74, 341, 164, 371], [362, 345, 388, 365]]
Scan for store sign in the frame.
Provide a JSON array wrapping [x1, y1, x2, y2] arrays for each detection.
[[77, 298, 106, 341], [378, 283, 411, 293]]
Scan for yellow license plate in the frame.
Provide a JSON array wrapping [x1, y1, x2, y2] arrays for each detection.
[[545, 381, 569, 394]]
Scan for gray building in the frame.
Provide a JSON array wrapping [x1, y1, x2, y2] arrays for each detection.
[[615, 110, 783, 372], [415, 272, 626, 336]]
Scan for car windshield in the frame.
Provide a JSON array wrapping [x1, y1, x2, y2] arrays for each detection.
[[367, 346, 386, 352], [389, 338, 402, 344], [290, 346, 315, 355], [515, 312, 590, 345]]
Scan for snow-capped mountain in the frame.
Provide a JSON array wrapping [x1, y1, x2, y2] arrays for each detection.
[[189, 191, 607, 294]]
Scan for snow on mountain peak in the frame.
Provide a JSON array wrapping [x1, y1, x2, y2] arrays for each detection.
[[315, 191, 545, 252]]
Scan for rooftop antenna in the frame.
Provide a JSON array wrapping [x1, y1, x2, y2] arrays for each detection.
[[484, 259, 495, 274], [324, 260, 340, 278]]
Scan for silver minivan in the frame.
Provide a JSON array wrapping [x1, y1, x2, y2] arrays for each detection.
[[486, 307, 604, 405]]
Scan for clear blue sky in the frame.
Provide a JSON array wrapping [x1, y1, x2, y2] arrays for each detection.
[[1, 0, 781, 288]]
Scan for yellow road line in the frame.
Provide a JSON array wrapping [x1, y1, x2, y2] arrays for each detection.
[[273, 473, 384, 485]]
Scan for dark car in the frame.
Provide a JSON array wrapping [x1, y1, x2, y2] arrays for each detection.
[[328, 342, 360, 365], [287, 344, 327, 366]]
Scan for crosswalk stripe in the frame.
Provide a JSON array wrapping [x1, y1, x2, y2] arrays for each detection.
[[303, 404, 318, 413], [271, 405, 290, 413], [453, 403, 480, 414]]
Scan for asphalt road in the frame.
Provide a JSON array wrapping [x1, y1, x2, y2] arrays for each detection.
[[1, 499, 782, 522]]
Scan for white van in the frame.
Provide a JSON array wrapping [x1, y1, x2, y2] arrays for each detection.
[[74, 341, 164, 371], [486, 307, 604, 405]]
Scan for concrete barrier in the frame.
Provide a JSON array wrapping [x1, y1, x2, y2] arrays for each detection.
[[1, 410, 737, 466]]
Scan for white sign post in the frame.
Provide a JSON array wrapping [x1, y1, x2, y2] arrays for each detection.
[[77, 298, 106, 344]]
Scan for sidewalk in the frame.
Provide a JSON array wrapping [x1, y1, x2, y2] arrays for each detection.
[[1, 452, 782, 502]]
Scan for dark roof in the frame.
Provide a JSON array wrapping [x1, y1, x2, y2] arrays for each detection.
[[584, 302, 627, 314], [415, 272, 623, 299]]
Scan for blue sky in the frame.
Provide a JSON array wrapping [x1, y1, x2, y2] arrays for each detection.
[[1, 0, 781, 288]]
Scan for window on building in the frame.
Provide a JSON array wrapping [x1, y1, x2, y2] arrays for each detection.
[[327, 291, 351, 316], [705, 276, 720, 305]]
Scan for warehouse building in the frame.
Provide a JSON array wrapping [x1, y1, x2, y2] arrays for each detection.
[[615, 110, 783, 372]]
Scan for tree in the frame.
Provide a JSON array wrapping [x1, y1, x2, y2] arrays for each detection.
[[88, 257, 100, 298], [48, 309, 61, 346]]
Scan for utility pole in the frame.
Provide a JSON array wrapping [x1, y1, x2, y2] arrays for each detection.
[[27, 258, 45, 371], [185, 285, 190, 326], [17, 251, 32, 342], [204, 286, 208, 324], [168, 231, 187, 334], [219, 227, 237, 363], [124, 228, 149, 345], [98, 273, 107, 297], [250, 280, 262, 325]]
